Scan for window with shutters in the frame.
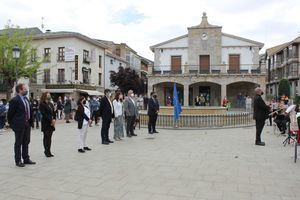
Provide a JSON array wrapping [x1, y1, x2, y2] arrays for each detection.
[[228, 54, 240, 73], [171, 56, 182, 73], [58, 47, 65, 61], [58, 69, 65, 83], [44, 69, 50, 83], [199, 55, 210, 74]]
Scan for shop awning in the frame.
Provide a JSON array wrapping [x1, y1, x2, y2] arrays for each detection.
[[78, 90, 104, 96], [41, 89, 75, 93]]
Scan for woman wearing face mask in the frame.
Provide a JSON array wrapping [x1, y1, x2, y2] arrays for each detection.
[[39, 92, 56, 157], [113, 92, 124, 140], [75, 97, 92, 153]]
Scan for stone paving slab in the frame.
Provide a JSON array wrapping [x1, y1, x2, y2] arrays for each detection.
[[0, 122, 300, 200]]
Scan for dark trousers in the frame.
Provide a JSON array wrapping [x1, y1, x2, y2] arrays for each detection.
[[14, 122, 31, 163], [43, 131, 53, 155], [148, 113, 158, 132], [91, 111, 99, 125], [33, 111, 39, 128], [101, 119, 111, 142], [0, 116, 5, 129], [126, 116, 135, 136], [255, 119, 265, 142]]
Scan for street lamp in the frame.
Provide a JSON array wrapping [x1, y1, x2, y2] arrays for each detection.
[[12, 44, 20, 84]]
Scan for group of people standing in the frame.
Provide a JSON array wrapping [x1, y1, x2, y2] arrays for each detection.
[[7, 83, 160, 167]]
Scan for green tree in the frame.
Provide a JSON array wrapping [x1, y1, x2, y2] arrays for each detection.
[[0, 24, 41, 99], [278, 78, 291, 97]]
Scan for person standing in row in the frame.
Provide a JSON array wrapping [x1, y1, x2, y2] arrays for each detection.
[[7, 83, 36, 167], [99, 89, 114, 145], [148, 92, 159, 134], [71, 98, 77, 120], [39, 92, 56, 157], [76, 97, 92, 153], [64, 97, 72, 123], [113, 92, 124, 140], [245, 95, 252, 113], [56, 97, 63, 120], [89, 97, 100, 127], [124, 90, 138, 137], [253, 87, 270, 146]]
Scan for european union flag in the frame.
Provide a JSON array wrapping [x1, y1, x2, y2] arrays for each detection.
[[173, 83, 182, 121]]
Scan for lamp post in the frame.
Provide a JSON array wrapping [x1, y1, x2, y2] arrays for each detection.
[[12, 44, 20, 85]]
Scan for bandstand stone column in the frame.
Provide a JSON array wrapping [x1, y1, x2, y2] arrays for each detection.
[[221, 84, 227, 104], [184, 84, 189, 107]]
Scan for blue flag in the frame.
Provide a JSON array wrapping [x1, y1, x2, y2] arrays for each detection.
[[173, 83, 182, 121]]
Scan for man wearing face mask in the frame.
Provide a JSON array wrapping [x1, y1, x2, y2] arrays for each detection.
[[148, 92, 160, 134], [7, 83, 36, 167], [253, 87, 270, 146], [98, 89, 114, 145], [124, 90, 138, 137]]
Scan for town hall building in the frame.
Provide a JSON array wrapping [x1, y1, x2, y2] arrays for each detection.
[[148, 12, 266, 107]]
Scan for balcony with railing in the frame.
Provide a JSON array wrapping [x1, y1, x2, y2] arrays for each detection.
[[150, 64, 261, 76]]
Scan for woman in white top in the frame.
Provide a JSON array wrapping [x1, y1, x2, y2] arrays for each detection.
[[113, 92, 124, 140], [75, 97, 92, 153]]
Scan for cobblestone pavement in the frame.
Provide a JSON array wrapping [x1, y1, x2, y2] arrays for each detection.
[[0, 122, 299, 200]]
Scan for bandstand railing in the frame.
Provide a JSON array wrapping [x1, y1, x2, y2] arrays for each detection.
[[138, 112, 254, 129]]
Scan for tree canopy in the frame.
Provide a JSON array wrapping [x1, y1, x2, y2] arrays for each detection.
[[0, 25, 41, 99], [278, 78, 291, 97], [110, 66, 145, 94]]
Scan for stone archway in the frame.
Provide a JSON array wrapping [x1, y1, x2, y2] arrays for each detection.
[[227, 81, 259, 108], [152, 82, 184, 106], [189, 82, 222, 106]]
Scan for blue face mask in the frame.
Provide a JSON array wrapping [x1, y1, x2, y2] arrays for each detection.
[[23, 91, 28, 96]]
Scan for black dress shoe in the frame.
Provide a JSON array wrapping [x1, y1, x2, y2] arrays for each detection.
[[24, 159, 36, 165], [45, 154, 52, 157], [153, 131, 159, 133], [16, 161, 25, 167], [78, 149, 85, 153], [127, 134, 132, 137], [108, 140, 114, 143], [255, 141, 265, 146], [84, 147, 92, 151], [148, 132, 153, 134], [102, 141, 109, 145], [131, 133, 137, 136]]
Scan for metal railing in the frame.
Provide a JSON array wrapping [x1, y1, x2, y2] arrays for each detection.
[[152, 64, 261, 75], [138, 112, 254, 129]]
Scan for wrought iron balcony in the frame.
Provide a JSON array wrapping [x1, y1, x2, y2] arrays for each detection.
[[151, 65, 262, 76]]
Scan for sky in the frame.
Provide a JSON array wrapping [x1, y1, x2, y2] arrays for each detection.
[[0, 0, 299, 60]]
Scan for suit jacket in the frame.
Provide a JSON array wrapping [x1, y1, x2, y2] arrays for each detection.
[[124, 97, 138, 117], [253, 94, 270, 121], [39, 101, 56, 132], [148, 97, 159, 116], [98, 96, 113, 122], [76, 104, 90, 129], [7, 95, 33, 131]]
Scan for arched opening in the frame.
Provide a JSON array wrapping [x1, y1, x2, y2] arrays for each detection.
[[189, 82, 221, 106], [152, 82, 184, 106], [227, 81, 259, 108]]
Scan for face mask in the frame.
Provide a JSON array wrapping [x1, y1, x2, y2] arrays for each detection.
[[153, 95, 157, 98], [119, 95, 123, 99], [261, 92, 264, 95], [83, 100, 86, 105], [131, 94, 134, 97], [23, 91, 28, 96]]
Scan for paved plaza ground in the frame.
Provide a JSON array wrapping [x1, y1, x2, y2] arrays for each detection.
[[0, 122, 300, 200]]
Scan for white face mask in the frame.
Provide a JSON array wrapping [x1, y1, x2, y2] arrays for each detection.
[[131, 93, 134, 97]]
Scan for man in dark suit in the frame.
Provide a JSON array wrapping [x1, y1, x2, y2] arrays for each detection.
[[124, 90, 138, 137], [253, 87, 270, 146], [7, 83, 36, 167], [148, 92, 160, 134], [98, 89, 114, 145]]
